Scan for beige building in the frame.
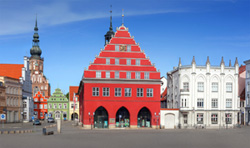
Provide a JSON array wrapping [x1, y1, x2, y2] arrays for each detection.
[[69, 86, 79, 120], [0, 76, 22, 122], [0, 81, 6, 118]]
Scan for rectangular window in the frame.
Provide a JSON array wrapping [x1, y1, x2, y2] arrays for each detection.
[[211, 98, 218, 108], [34, 104, 37, 109], [197, 98, 204, 108], [225, 113, 232, 124], [54, 104, 57, 109], [226, 83, 232, 92], [40, 104, 43, 109], [127, 59, 131, 65], [211, 114, 218, 124], [23, 102, 27, 108], [146, 88, 153, 97], [247, 82, 250, 92], [226, 99, 232, 108], [71, 103, 74, 109], [125, 88, 131, 97], [115, 58, 119, 65], [96, 71, 101, 78], [181, 98, 188, 107], [103, 88, 110, 96], [92, 87, 99, 96], [212, 82, 218, 92], [183, 114, 188, 124], [137, 88, 143, 97], [115, 88, 122, 97], [197, 82, 204, 92], [106, 71, 110, 78], [197, 113, 203, 124], [64, 104, 67, 109], [145, 72, 149, 79], [106, 58, 110, 65], [59, 104, 62, 109], [115, 71, 119, 79], [136, 72, 140, 79], [126, 72, 131, 79], [115, 45, 119, 51], [183, 82, 189, 92], [136, 59, 140, 66], [44, 104, 47, 109], [127, 45, 131, 52], [49, 104, 52, 109], [40, 112, 43, 117], [247, 70, 250, 78]]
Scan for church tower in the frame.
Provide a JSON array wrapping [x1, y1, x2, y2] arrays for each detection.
[[104, 5, 115, 45], [29, 17, 51, 98]]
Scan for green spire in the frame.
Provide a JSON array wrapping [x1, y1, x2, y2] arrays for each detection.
[[30, 15, 42, 59]]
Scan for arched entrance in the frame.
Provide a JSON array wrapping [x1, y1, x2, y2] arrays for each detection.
[[164, 113, 175, 129], [137, 107, 151, 128], [55, 111, 61, 120], [116, 107, 130, 128], [71, 113, 78, 120], [94, 106, 108, 128]]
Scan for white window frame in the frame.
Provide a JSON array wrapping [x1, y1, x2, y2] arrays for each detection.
[[64, 104, 67, 109], [197, 113, 203, 124], [145, 72, 149, 79], [59, 104, 62, 109], [226, 99, 232, 108], [137, 88, 143, 97], [96, 71, 101, 78], [106, 58, 110, 65], [197, 98, 204, 108], [44, 104, 47, 109], [127, 59, 131, 65], [115, 88, 122, 97], [225, 113, 232, 124], [106, 71, 110, 78], [39, 104, 43, 109], [126, 72, 131, 79], [136, 59, 140, 66], [146, 88, 153, 97], [136, 72, 140, 79], [226, 83, 232, 92], [211, 98, 218, 108], [125, 88, 131, 97], [115, 71, 119, 79], [103, 87, 110, 96], [211, 114, 218, 124], [183, 82, 189, 91], [197, 82, 204, 92], [92, 87, 99, 96], [212, 82, 218, 92], [54, 104, 57, 109]]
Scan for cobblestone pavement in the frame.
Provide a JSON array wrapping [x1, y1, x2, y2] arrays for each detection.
[[1, 121, 250, 148]]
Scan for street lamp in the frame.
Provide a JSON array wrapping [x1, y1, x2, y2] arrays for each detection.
[[88, 112, 95, 130], [154, 112, 160, 129]]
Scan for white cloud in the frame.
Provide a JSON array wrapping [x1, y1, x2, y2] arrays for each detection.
[[0, 1, 188, 36]]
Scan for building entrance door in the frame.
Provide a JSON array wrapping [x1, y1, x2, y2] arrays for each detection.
[[137, 107, 151, 128], [94, 106, 108, 128], [116, 107, 130, 128]]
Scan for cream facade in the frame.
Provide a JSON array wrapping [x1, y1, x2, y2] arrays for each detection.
[[0, 77, 22, 122], [167, 57, 240, 129], [244, 59, 250, 125], [69, 101, 79, 121]]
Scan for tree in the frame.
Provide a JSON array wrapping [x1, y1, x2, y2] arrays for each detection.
[[65, 92, 69, 99]]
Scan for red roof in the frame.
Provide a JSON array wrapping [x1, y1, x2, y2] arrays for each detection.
[[69, 86, 79, 101], [0, 64, 24, 79], [239, 65, 246, 74], [160, 87, 167, 101]]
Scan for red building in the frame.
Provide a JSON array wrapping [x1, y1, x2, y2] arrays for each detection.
[[33, 91, 48, 120], [78, 15, 161, 129]]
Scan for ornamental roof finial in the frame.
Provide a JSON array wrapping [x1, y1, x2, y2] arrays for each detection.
[[220, 56, 225, 65], [178, 57, 182, 67], [206, 56, 210, 65], [122, 9, 124, 26], [192, 56, 196, 65]]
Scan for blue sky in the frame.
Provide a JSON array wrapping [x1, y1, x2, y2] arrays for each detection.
[[0, 0, 249, 94]]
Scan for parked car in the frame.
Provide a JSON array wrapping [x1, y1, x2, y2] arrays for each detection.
[[47, 117, 55, 123], [33, 119, 41, 125]]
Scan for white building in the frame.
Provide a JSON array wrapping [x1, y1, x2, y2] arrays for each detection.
[[166, 56, 240, 129], [20, 57, 33, 122], [244, 59, 250, 125], [161, 76, 167, 94]]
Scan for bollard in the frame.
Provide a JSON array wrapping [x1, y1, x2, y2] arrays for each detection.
[[57, 119, 61, 133]]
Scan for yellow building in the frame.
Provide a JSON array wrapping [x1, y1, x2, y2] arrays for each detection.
[[69, 86, 79, 120]]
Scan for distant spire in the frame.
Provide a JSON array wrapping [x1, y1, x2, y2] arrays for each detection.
[[30, 14, 42, 59], [206, 56, 210, 65], [34, 13, 38, 31], [178, 57, 182, 67], [220, 57, 225, 65], [229, 60, 232, 67], [234, 57, 239, 66], [192, 56, 196, 65], [122, 9, 124, 26], [109, 5, 113, 31]]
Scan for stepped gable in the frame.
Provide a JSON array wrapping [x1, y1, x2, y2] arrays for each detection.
[[84, 25, 160, 80]]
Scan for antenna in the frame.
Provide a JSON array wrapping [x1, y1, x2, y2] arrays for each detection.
[[122, 9, 124, 26]]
